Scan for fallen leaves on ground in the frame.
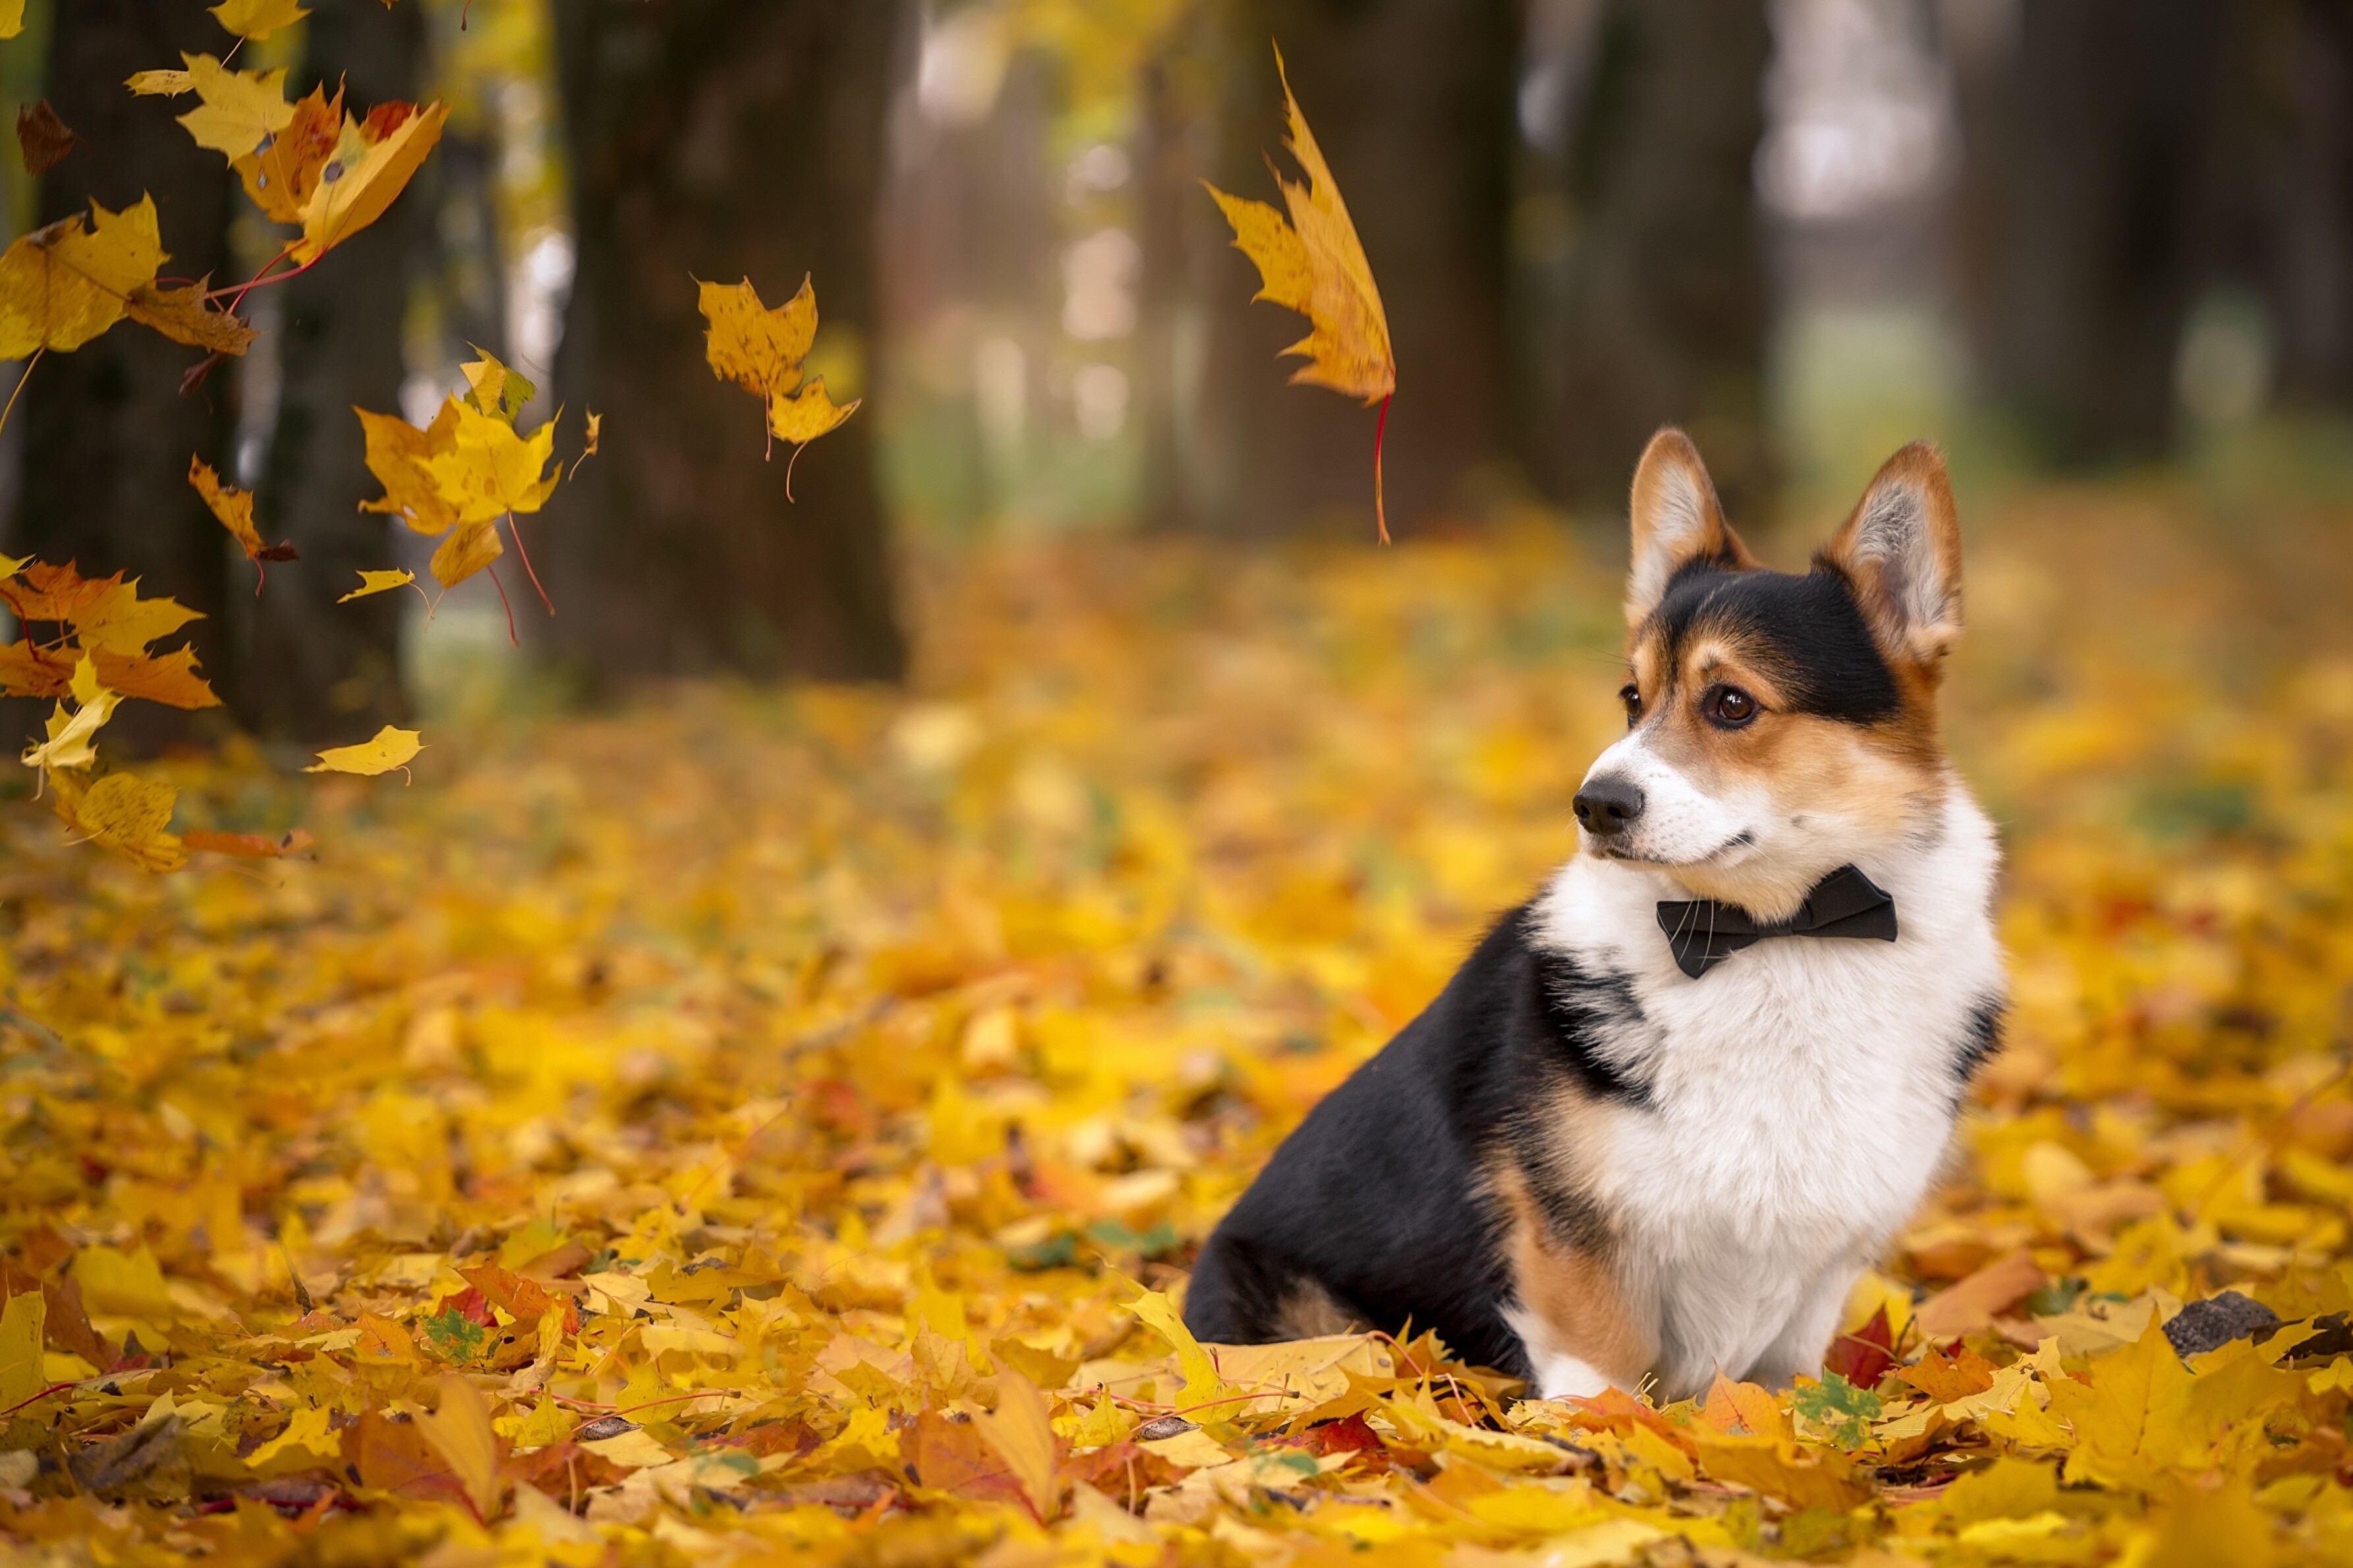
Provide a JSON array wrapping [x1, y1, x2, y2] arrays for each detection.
[[5, 483, 2353, 1563], [1207, 44, 1396, 540]]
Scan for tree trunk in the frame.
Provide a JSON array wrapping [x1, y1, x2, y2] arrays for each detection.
[[543, 0, 907, 689], [1516, 0, 1774, 519], [2228, 1, 2353, 408], [8, 0, 238, 755], [1948, 0, 2221, 462], [234, 0, 424, 742], [1180, 0, 1520, 539]]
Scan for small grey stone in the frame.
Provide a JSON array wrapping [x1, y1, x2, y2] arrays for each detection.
[[2163, 1291, 2281, 1358], [1133, 1414, 1198, 1441], [575, 1414, 640, 1441]]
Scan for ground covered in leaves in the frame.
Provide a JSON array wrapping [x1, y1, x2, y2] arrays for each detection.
[[5, 478, 2353, 1566]]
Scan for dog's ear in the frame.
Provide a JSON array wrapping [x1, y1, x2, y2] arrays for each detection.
[[1626, 428, 1755, 627], [1820, 442, 1964, 672]]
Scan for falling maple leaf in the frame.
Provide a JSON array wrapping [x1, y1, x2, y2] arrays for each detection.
[[188, 456, 298, 592], [183, 827, 315, 860], [208, 0, 310, 42], [288, 99, 449, 265], [338, 568, 422, 604], [459, 344, 534, 424], [0, 197, 165, 360], [125, 280, 256, 356], [232, 82, 343, 225], [15, 101, 77, 175], [358, 402, 464, 538], [569, 409, 602, 478], [306, 725, 424, 779], [0, 560, 221, 714], [20, 657, 120, 779], [1206, 45, 1396, 540], [696, 273, 861, 478], [53, 771, 185, 874], [169, 54, 297, 159]]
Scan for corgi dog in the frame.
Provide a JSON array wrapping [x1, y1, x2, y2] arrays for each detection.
[[1184, 430, 2006, 1401]]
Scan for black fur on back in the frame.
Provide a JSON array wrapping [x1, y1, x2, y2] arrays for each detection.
[[1183, 905, 1648, 1374]]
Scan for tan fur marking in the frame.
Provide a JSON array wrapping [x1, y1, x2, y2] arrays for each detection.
[[1273, 1279, 1361, 1339], [1622, 625, 1947, 918], [1488, 1159, 1653, 1389]]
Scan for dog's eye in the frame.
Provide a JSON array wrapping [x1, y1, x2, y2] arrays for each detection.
[[1703, 685, 1759, 727], [1619, 683, 1641, 725]]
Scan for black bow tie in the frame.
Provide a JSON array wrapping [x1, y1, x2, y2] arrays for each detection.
[[1656, 864, 1898, 979]]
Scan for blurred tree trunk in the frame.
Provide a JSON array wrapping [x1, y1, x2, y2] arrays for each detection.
[[544, 0, 906, 688], [1948, 0, 2221, 462], [1181, 0, 1520, 539], [2230, 1, 2353, 407], [236, 0, 424, 742], [1516, 0, 1773, 518], [7, 0, 237, 755]]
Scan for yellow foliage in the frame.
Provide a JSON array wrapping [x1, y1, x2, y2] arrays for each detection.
[[1, 490, 2352, 1562]]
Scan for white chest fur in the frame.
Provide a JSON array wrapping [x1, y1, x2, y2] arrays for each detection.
[[1527, 785, 2005, 1399]]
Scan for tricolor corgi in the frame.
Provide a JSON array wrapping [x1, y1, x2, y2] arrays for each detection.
[[1185, 430, 2007, 1401]]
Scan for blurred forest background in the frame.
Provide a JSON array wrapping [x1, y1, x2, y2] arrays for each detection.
[[4, 0, 2352, 750]]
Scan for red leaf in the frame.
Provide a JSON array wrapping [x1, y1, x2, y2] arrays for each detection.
[[1823, 1305, 1896, 1389]]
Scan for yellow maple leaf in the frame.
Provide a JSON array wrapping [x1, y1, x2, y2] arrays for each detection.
[[21, 657, 121, 775], [1206, 45, 1397, 540], [429, 517, 503, 592], [189, 456, 297, 586], [1124, 1283, 1236, 1412], [338, 568, 420, 603], [0, 197, 166, 360], [0, 1, 20, 40], [459, 345, 535, 426], [568, 409, 602, 478], [126, 69, 194, 98], [697, 273, 860, 466], [770, 376, 861, 449], [208, 0, 310, 42], [173, 54, 295, 159], [62, 772, 186, 874], [973, 1370, 1061, 1522], [358, 401, 463, 536], [700, 276, 816, 399], [71, 576, 205, 656], [306, 725, 423, 778], [427, 402, 561, 525], [0, 1291, 42, 1409], [233, 83, 343, 225], [289, 100, 448, 265], [416, 1376, 504, 1522]]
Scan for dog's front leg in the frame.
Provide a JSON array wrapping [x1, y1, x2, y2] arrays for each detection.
[[1747, 1251, 1868, 1391]]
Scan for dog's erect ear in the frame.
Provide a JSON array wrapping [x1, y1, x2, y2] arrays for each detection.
[[1821, 442, 1964, 671], [1626, 428, 1755, 627]]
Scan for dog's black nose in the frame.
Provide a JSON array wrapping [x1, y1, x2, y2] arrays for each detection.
[[1573, 775, 1645, 835]]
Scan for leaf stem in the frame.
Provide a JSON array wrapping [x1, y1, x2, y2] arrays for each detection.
[[503, 510, 554, 615], [0, 349, 43, 445], [484, 562, 518, 646], [1372, 392, 1391, 546], [213, 248, 329, 314]]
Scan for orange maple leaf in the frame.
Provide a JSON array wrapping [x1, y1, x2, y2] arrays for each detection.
[[189, 455, 298, 590], [1206, 45, 1397, 540]]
